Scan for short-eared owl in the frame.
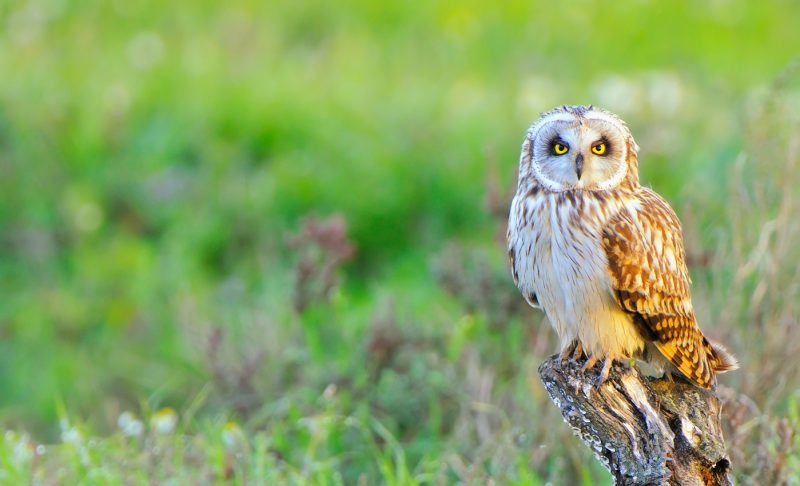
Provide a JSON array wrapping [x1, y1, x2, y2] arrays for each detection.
[[507, 105, 737, 388]]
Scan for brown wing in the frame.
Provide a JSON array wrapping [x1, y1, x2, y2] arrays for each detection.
[[602, 188, 716, 388]]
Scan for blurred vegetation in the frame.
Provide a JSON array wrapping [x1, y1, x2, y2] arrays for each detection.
[[1, 0, 800, 483]]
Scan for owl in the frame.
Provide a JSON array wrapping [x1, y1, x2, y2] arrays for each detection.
[[507, 105, 737, 388]]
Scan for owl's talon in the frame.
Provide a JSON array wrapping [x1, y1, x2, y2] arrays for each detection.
[[581, 356, 598, 373], [572, 342, 585, 362], [596, 358, 613, 386], [559, 341, 578, 366], [580, 356, 614, 387]]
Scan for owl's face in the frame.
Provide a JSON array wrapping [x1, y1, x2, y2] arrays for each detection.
[[522, 106, 638, 192]]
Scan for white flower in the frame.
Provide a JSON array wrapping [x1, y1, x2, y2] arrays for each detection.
[[222, 421, 243, 448], [9, 431, 32, 464], [61, 426, 82, 446], [117, 411, 144, 437], [151, 408, 178, 435]]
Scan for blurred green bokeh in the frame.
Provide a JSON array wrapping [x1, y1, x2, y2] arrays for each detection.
[[1, 0, 799, 482]]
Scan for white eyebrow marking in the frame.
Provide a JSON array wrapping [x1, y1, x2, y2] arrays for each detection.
[[526, 112, 577, 142]]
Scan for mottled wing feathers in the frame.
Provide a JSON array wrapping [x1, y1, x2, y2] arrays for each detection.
[[602, 188, 716, 388]]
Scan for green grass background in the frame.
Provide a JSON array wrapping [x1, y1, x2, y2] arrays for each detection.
[[2, 0, 800, 483]]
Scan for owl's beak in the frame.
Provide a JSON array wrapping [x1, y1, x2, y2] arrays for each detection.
[[575, 153, 584, 180]]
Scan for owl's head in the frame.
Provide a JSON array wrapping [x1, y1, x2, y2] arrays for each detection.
[[519, 105, 639, 192]]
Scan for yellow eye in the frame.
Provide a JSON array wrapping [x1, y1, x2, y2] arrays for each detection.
[[592, 142, 607, 155], [553, 143, 569, 155]]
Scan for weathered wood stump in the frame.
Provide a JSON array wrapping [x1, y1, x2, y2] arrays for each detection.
[[538, 355, 732, 485]]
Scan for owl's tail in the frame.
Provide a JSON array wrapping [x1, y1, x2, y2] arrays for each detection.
[[705, 339, 739, 373]]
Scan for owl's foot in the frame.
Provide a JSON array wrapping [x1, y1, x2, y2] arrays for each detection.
[[597, 358, 613, 385], [559, 341, 586, 366], [572, 342, 585, 361], [581, 356, 614, 387], [581, 355, 598, 372], [558, 341, 580, 366]]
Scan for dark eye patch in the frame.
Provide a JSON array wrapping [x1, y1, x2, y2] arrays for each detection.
[[593, 136, 610, 149], [549, 137, 569, 155], [591, 136, 613, 156]]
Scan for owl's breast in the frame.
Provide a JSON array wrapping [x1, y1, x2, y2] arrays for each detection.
[[508, 190, 644, 358]]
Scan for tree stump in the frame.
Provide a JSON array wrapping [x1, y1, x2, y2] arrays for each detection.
[[538, 355, 733, 485]]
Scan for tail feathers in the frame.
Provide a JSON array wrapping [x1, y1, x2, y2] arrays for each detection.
[[706, 339, 739, 373]]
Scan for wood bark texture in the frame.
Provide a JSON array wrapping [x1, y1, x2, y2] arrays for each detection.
[[538, 355, 733, 486]]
